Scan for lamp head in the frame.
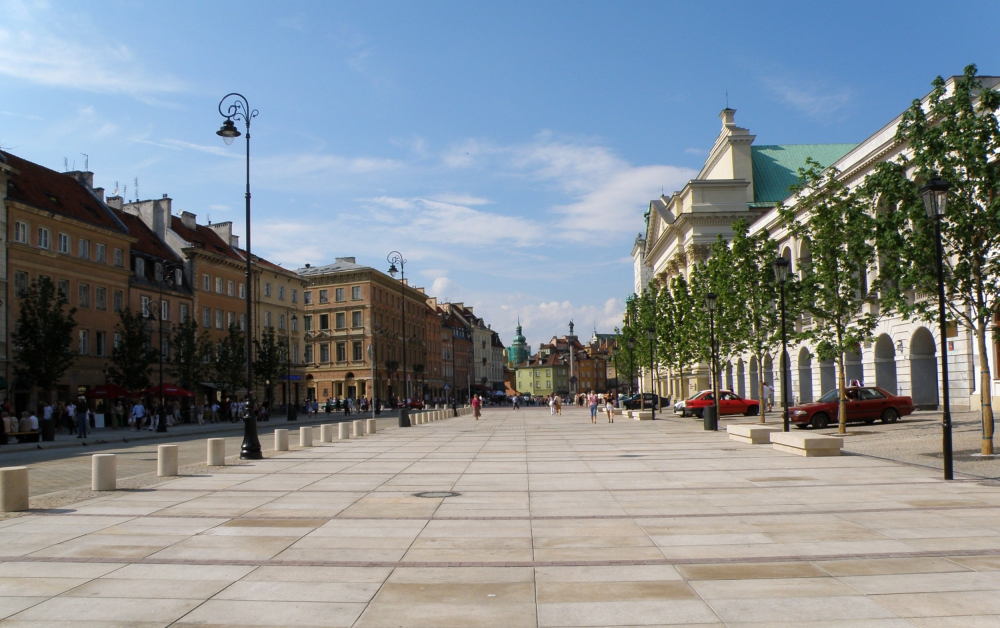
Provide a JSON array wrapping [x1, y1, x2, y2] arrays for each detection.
[[626, 338, 635, 350], [772, 256, 790, 283], [645, 326, 655, 341], [216, 119, 241, 146], [705, 292, 718, 312], [388, 263, 398, 278], [919, 173, 951, 218]]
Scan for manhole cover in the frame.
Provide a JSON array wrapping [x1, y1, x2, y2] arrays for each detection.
[[413, 491, 461, 498]]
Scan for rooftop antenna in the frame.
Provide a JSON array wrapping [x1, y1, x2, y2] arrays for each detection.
[[63, 157, 68, 171], [80, 153, 89, 171], [113, 181, 119, 195], [134, 177, 139, 201], [123, 184, 127, 199]]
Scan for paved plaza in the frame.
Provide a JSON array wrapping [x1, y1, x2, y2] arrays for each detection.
[[3, 406, 1000, 626]]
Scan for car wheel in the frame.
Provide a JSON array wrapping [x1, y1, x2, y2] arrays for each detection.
[[881, 408, 899, 424], [811, 413, 830, 429], [745, 405, 758, 416], [696, 409, 704, 418]]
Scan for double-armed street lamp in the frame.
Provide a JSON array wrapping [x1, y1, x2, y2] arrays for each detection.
[[627, 337, 636, 397], [773, 257, 791, 432], [704, 293, 719, 431], [920, 174, 953, 480], [646, 326, 656, 419], [387, 251, 411, 428], [216, 93, 261, 459]]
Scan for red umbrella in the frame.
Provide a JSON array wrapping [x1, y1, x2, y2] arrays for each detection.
[[141, 384, 195, 398], [84, 384, 131, 399]]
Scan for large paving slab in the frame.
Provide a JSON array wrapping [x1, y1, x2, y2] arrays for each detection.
[[3, 406, 1000, 626]]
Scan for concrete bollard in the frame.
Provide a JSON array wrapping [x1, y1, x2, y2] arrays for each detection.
[[92, 454, 116, 491], [320, 424, 335, 443], [275, 429, 289, 451], [339, 422, 350, 439], [366, 418, 376, 434], [0, 466, 29, 512], [299, 426, 313, 448], [207, 438, 226, 466], [157, 445, 178, 477], [415, 413, 423, 425], [352, 419, 364, 437]]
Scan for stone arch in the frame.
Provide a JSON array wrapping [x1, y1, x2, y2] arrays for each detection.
[[748, 356, 759, 400], [798, 348, 814, 403], [725, 361, 733, 391], [763, 355, 774, 387], [874, 334, 898, 395], [820, 357, 836, 395], [736, 359, 746, 398], [846, 344, 864, 384], [910, 327, 939, 408], [797, 239, 812, 278], [781, 245, 793, 274]]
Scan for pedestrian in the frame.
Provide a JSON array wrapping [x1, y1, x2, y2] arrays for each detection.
[[548, 396, 556, 415], [762, 382, 774, 412], [588, 391, 598, 424], [67, 400, 77, 436], [512, 395, 520, 410], [75, 396, 89, 438], [42, 401, 53, 429], [555, 395, 562, 416], [131, 399, 145, 431], [605, 395, 615, 422], [472, 394, 482, 420], [196, 402, 205, 426]]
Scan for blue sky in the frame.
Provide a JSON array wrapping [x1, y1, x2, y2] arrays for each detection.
[[1, 1, 997, 349]]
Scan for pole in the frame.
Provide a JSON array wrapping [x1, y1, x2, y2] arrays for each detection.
[[157, 310, 166, 432], [780, 280, 790, 432], [710, 309, 719, 431], [649, 339, 656, 420], [935, 217, 953, 480]]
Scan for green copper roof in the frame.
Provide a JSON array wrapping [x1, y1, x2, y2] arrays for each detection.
[[751, 144, 857, 205]]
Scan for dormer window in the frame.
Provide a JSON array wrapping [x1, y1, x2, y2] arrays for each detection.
[[154, 263, 163, 282], [175, 269, 183, 285], [135, 257, 145, 278]]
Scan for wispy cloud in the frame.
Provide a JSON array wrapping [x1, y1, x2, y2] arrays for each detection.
[[763, 76, 853, 119]]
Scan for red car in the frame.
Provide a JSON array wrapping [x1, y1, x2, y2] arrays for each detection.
[[790, 386, 914, 429], [677, 390, 759, 418], [398, 399, 424, 410]]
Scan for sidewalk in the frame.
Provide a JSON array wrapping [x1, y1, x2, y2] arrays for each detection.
[[3, 406, 1000, 626]]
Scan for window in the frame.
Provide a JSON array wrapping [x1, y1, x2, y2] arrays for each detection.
[[161, 337, 169, 360], [95, 331, 106, 357], [292, 289, 298, 303], [304, 315, 313, 331], [96, 243, 106, 263], [13, 221, 27, 243], [140, 295, 150, 317], [95, 287, 107, 310], [352, 311, 363, 328], [278, 286, 285, 300], [319, 289, 329, 303], [319, 314, 329, 330], [215, 309, 223, 329], [57, 279, 69, 300], [175, 269, 183, 286], [179, 304, 188, 323], [114, 248, 123, 267], [154, 263, 162, 281], [14, 271, 28, 296], [114, 333, 121, 349], [135, 257, 145, 278], [291, 316, 298, 332], [161, 300, 169, 321], [352, 286, 362, 300], [352, 341, 363, 361], [335, 287, 345, 302], [320, 343, 330, 362], [239, 314, 246, 331], [202, 274, 210, 291], [336, 342, 346, 362], [293, 344, 299, 363], [304, 344, 314, 363], [304, 291, 312, 305], [78, 238, 90, 259], [203, 307, 211, 328], [336, 312, 346, 329], [227, 280, 234, 296], [264, 282, 271, 297], [228, 312, 235, 328], [278, 314, 286, 330], [113, 290, 123, 313], [78, 284, 90, 308], [58, 233, 70, 253], [239, 283, 245, 299], [78, 330, 88, 355], [264, 311, 272, 327], [215, 277, 223, 293], [37, 227, 50, 249]]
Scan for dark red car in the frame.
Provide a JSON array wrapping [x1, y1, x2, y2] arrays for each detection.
[[790, 386, 914, 429], [398, 399, 424, 410], [676, 390, 759, 418]]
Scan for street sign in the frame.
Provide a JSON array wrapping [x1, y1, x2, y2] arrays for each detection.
[[444, 384, 451, 390], [284, 375, 302, 381]]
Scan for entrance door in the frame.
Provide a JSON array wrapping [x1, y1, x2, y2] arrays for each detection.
[[347, 385, 356, 399]]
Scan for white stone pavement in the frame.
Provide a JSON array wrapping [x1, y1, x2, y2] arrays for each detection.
[[2, 406, 1000, 626]]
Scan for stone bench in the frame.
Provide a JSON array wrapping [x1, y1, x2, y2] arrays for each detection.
[[727, 424, 781, 445], [769, 431, 843, 457], [633, 410, 653, 421]]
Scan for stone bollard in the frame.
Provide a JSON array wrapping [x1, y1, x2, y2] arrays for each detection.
[[352, 419, 364, 437], [415, 413, 423, 425], [0, 466, 29, 512], [157, 445, 178, 477], [320, 424, 335, 443], [339, 422, 350, 440], [274, 429, 289, 451], [366, 418, 376, 434], [207, 438, 226, 466], [299, 426, 313, 448], [92, 454, 116, 491]]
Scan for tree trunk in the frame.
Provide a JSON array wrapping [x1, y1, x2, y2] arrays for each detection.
[[837, 351, 847, 435], [758, 360, 766, 424], [976, 325, 995, 455]]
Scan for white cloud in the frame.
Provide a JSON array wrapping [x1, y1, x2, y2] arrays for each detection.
[[430, 193, 490, 206], [763, 76, 853, 119], [474, 294, 626, 347]]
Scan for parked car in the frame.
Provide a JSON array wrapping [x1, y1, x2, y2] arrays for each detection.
[[397, 399, 424, 410], [789, 386, 914, 428], [676, 390, 759, 418], [622, 393, 668, 410]]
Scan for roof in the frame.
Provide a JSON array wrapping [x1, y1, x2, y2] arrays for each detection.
[[2, 152, 126, 233], [170, 215, 243, 262], [297, 259, 370, 275], [114, 210, 181, 262], [751, 144, 858, 205]]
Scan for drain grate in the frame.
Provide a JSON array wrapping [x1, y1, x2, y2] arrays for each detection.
[[413, 491, 461, 498]]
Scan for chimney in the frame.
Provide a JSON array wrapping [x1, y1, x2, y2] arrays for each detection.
[[335, 256, 356, 264], [231, 235, 240, 248], [181, 211, 197, 230], [93, 187, 105, 202], [123, 198, 169, 240], [66, 171, 94, 189], [207, 221, 233, 246], [106, 195, 123, 210], [720, 108, 736, 128]]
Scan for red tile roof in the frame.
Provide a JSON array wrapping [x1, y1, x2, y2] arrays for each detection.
[[170, 215, 243, 261], [115, 210, 180, 262], [2, 152, 126, 233]]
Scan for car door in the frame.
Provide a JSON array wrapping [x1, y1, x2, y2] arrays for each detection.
[[858, 388, 888, 419], [718, 392, 736, 415]]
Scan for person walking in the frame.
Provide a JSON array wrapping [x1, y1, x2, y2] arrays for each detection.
[[588, 391, 599, 424], [75, 396, 89, 438], [605, 395, 615, 423], [472, 394, 482, 420], [66, 400, 77, 436], [555, 395, 562, 416], [512, 395, 520, 410], [762, 382, 774, 413], [196, 402, 205, 426], [548, 396, 556, 415], [131, 400, 145, 431]]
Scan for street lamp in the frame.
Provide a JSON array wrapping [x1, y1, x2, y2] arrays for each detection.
[[704, 292, 719, 431], [387, 251, 411, 428], [216, 92, 261, 460], [626, 337, 636, 397], [286, 314, 297, 421], [646, 326, 656, 420], [146, 307, 167, 432], [773, 257, 791, 432], [920, 173, 953, 480]]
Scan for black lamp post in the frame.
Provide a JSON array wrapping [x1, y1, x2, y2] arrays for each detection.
[[387, 251, 411, 427], [627, 337, 636, 397], [286, 313, 297, 421], [216, 93, 262, 460], [705, 292, 719, 431], [773, 257, 791, 432], [920, 173, 953, 480], [146, 307, 167, 432], [646, 326, 656, 419]]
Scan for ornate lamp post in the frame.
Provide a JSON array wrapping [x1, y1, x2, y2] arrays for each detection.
[[145, 306, 167, 432], [920, 173, 953, 480], [627, 337, 636, 397], [285, 314, 297, 421], [387, 251, 411, 427], [773, 257, 791, 432], [704, 292, 719, 431], [216, 93, 261, 460], [646, 326, 656, 419]]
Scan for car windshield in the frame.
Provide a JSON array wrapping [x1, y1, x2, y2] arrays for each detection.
[[687, 392, 706, 401]]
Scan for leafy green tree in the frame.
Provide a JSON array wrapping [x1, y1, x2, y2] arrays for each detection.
[[254, 326, 284, 410], [867, 65, 1000, 454], [214, 324, 247, 403], [11, 276, 78, 403], [169, 317, 211, 394], [780, 159, 882, 434], [107, 307, 158, 394], [656, 274, 701, 401]]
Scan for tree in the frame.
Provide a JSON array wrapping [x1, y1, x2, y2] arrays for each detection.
[[169, 316, 211, 396], [254, 326, 283, 410], [214, 324, 247, 403], [780, 159, 883, 434], [11, 276, 78, 403], [107, 307, 158, 394], [867, 65, 1000, 455]]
